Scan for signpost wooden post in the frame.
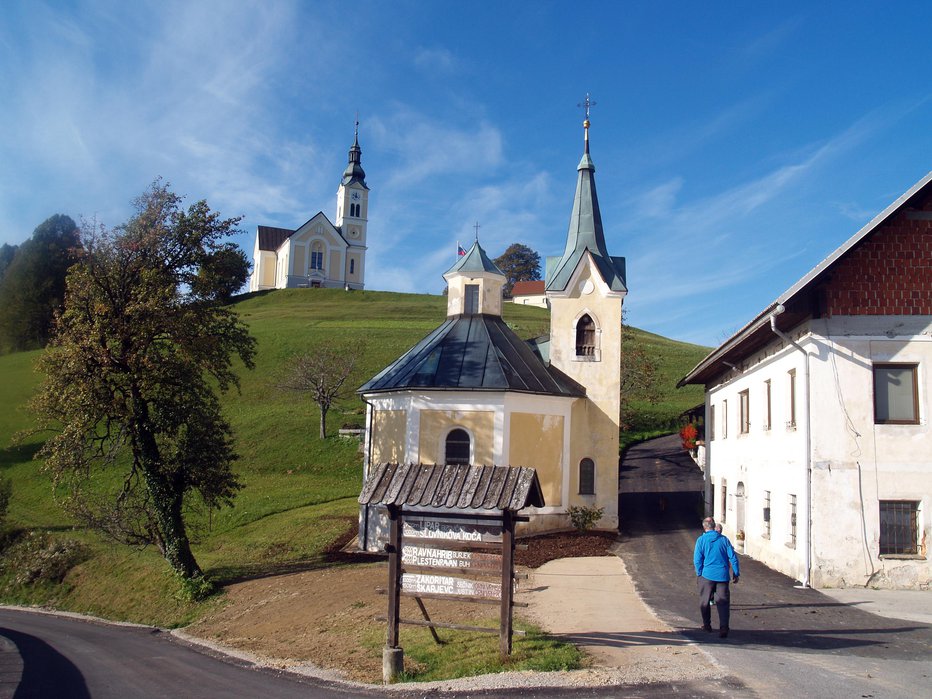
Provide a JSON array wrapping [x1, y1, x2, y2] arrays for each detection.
[[358, 463, 544, 683]]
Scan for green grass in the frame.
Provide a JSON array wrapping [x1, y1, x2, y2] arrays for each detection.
[[368, 620, 582, 683], [0, 288, 709, 672]]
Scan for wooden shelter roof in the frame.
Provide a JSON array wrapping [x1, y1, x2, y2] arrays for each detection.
[[358, 463, 545, 511]]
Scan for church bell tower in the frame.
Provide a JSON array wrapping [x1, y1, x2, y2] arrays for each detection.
[[336, 119, 368, 289]]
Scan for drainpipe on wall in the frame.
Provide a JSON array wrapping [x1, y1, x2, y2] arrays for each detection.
[[359, 397, 375, 552], [769, 305, 812, 588]]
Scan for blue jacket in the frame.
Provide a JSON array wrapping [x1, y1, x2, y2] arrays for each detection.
[[694, 530, 740, 582]]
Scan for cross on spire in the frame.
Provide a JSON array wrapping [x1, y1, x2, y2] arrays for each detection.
[[577, 93, 596, 153], [473, 221, 481, 240]]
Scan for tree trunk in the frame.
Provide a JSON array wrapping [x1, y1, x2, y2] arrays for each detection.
[[132, 397, 203, 579], [319, 406, 328, 440]]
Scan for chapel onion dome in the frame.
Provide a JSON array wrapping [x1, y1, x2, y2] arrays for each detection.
[[342, 131, 368, 188]]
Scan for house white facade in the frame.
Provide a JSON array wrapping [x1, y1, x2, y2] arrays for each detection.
[[680, 172, 932, 590], [249, 127, 368, 292], [510, 280, 548, 308]]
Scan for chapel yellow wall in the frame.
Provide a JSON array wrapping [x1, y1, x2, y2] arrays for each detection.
[[293, 246, 306, 276], [445, 275, 503, 316], [260, 253, 276, 287], [419, 410, 494, 465], [346, 253, 360, 283], [328, 250, 341, 281], [371, 410, 407, 465], [549, 256, 622, 527], [509, 413, 564, 507]]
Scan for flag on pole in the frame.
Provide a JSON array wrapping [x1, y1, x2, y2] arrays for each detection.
[[457, 242, 467, 257]]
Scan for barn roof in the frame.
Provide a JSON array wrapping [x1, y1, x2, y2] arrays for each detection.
[[358, 463, 545, 510]]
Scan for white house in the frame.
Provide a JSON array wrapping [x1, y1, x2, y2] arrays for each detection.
[[679, 172, 932, 590], [511, 280, 548, 308], [249, 126, 369, 292]]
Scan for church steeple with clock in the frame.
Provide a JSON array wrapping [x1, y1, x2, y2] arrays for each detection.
[[248, 120, 370, 292]]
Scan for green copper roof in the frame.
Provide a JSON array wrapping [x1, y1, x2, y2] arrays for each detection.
[[545, 129, 626, 293], [445, 240, 505, 277]]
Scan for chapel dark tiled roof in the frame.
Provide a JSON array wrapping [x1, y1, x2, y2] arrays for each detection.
[[358, 314, 584, 397], [257, 225, 294, 251]]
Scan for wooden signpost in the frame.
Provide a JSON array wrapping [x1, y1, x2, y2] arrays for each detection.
[[357, 463, 544, 682]]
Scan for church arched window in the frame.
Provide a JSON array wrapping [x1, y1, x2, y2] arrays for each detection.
[[579, 458, 595, 494], [310, 241, 324, 271], [445, 428, 471, 465], [575, 314, 596, 357]]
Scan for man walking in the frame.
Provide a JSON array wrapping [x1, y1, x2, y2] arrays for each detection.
[[694, 516, 740, 638]]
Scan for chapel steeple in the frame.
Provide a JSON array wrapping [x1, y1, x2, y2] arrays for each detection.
[[342, 119, 368, 188], [545, 100, 626, 293]]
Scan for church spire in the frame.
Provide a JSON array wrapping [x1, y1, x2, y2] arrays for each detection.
[[342, 117, 368, 188], [544, 98, 626, 293]]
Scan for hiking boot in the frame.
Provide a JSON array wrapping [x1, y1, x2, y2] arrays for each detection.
[[719, 627, 729, 638], [702, 624, 713, 632]]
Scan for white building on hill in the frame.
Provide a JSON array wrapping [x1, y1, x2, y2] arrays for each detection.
[[249, 126, 369, 292]]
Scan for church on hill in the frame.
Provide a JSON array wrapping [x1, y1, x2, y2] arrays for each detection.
[[357, 111, 627, 540], [249, 125, 369, 292]]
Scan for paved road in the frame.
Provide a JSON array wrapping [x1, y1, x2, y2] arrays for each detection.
[[617, 434, 932, 699], [0, 608, 384, 699]]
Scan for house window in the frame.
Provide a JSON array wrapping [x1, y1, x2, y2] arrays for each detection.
[[575, 314, 596, 357], [873, 364, 919, 425], [721, 400, 728, 439], [445, 429, 471, 465], [788, 494, 797, 548], [763, 490, 771, 538], [720, 479, 727, 524], [464, 284, 479, 314], [764, 379, 772, 431], [739, 389, 750, 434], [310, 242, 324, 271], [579, 458, 595, 495], [710, 404, 716, 440], [349, 259, 355, 275], [787, 369, 797, 428], [879, 501, 919, 555]]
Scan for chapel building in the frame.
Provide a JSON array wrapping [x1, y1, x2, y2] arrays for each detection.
[[249, 126, 369, 291], [357, 115, 626, 540]]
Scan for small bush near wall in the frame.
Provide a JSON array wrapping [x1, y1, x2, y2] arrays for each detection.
[[567, 505, 604, 532]]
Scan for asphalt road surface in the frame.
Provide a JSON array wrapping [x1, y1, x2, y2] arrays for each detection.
[[0, 608, 386, 699], [617, 434, 932, 699]]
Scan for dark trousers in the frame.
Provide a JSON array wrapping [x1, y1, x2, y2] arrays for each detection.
[[698, 576, 730, 629]]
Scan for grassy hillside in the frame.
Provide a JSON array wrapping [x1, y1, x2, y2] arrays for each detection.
[[0, 288, 708, 624]]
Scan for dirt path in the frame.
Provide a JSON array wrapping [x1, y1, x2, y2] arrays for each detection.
[[185, 553, 721, 689]]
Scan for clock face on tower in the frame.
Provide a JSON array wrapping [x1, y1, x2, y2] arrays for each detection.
[[351, 191, 360, 201]]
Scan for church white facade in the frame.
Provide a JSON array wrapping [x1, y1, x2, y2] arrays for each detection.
[[249, 128, 369, 292]]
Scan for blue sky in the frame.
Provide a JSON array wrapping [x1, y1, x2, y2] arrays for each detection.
[[1, 1, 930, 347]]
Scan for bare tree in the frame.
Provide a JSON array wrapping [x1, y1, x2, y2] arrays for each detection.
[[279, 342, 363, 438]]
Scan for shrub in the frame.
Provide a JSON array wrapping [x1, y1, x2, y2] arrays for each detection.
[[567, 505, 604, 532], [174, 572, 216, 603], [2, 531, 88, 585]]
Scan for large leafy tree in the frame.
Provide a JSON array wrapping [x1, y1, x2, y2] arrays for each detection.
[[192, 242, 251, 302], [0, 242, 18, 281], [493, 243, 541, 296], [27, 182, 256, 581], [0, 215, 80, 353]]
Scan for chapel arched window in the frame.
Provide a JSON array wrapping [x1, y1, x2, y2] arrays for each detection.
[[575, 314, 596, 357], [579, 458, 595, 494], [311, 241, 324, 271], [445, 428, 471, 465]]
